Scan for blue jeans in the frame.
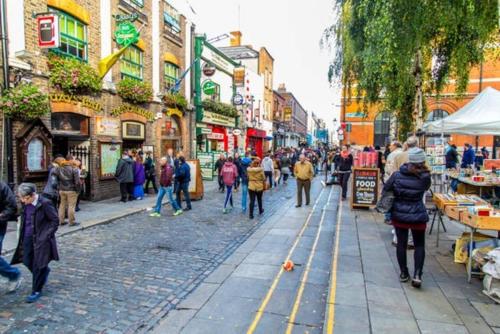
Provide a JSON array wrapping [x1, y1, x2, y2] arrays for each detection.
[[176, 182, 191, 209], [224, 185, 233, 209], [241, 183, 248, 211], [0, 233, 20, 281], [154, 186, 180, 214]]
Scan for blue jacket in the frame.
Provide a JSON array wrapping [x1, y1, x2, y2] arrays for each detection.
[[240, 157, 252, 185], [383, 164, 431, 224], [461, 148, 475, 168], [176, 162, 191, 183]]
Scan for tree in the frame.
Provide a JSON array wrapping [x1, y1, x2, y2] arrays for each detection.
[[323, 0, 499, 139]]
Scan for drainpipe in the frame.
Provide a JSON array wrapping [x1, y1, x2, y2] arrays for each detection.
[[0, 0, 13, 188]]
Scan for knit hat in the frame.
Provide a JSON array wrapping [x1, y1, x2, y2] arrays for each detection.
[[408, 147, 426, 164]]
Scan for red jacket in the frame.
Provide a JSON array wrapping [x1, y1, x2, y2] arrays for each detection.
[[220, 162, 238, 186], [160, 164, 174, 187]]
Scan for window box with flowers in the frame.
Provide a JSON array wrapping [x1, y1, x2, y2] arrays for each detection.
[[163, 92, 187, 111], [48, 55, 102, 95], [202, 99, 238, 118], [117, 77, 153, 104], [0, 83, 50, 121]]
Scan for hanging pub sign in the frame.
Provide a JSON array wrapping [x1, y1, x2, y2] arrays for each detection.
[[202, 63, 216, 77], [114, 21, 139, 46], [202, 80, 217, 96], [37, 14, 60, 48], [232, 94, 244, 106], [351, 167, 379, 208]]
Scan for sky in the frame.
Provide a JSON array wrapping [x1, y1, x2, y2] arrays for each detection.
[[184, 0, 341, 130]]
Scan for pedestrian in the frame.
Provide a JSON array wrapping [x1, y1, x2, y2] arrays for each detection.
[[384, 141, 403, 183], [461, 143, 475, 168], [150, 157, 183, 217], [247, 159, 265, 219], [294, 154, 314, 207], [375, 145, 384, 176], [42, 156, 65, 209], [445, 144, 459, 169], [240, 153, 252, 213], [11, 183, 59, 303], [221, 156, 238, 213], [336, 145, 354, 200], [133, 155, 146, 200], [0, 181, 23, 293], [73, 158, 87, 212], [175, 156, 192, 211], [280, 153, 291, 185], [273, 155, 281, 187], [383, 148, 431, 288], [144, 151, 158, 195], [53, 158, 81, 226], [262, 153, 274, 189], [214, 154, 226, 193], [233, 153, 242, 192], [115, 150, 135, 202]]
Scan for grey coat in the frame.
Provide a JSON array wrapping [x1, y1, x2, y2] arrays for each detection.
[[115, 157, 134, 183]]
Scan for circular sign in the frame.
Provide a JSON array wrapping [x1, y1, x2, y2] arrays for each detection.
[[232, 94, 244, 106], [337, 129, 344, 135], [202, 80, 217, 96], [115, 21, 139, 46], [232, 129, 242, 136], [203, 63, 216, 77]]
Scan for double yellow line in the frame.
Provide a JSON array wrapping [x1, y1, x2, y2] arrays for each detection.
[[246, 188, 326, 334]]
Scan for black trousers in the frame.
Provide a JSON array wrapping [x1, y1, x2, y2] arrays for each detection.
[[144, 174, 158, 194], [249, 190, 263, 217], [264, 171, 273, 188], [120, 182, 134, 201], [217, 175, 225, 192], [338, 172, 351, 198], [23, 236, 50, 293], [395, 227, 426, 278]]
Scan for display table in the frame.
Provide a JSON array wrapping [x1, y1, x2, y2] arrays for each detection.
[[446, 171, 500, 197]]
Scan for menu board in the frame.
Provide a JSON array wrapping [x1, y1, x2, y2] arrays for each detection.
[[197, 152, 214, 180], [351, 168, 379, 207], [99, 143, 121, 179]]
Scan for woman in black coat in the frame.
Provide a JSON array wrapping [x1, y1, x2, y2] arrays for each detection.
[[383, 148, 431, 288], [11, 183, 59, 303], [335, 145, 354, 200]]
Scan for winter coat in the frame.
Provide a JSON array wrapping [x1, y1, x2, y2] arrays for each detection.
[[262, 157, 274, 172], [248, 167, 266, 192], [11, 196, 59, 268], [115, 157, 134, 183], [461, 148, 475, 168], [445, 147, 458, 168], [0, 181, 17, 236], [133, 161, 146, 186], [176, 162, 191, 184], [383, 164, 431, 224], [221, 162, 238, 186], [240, 157, 252, 185], [214, 159, 225, 173], [159, 164, 174, 187], [144, 157, 155, 176], [53, 163, 81, 192], [280, 156, 291, 169], [335, 154, 353, 172], [43, 163, 59, 198]]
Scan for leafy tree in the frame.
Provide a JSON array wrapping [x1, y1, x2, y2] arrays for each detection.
[[323, 0, 499, 139]]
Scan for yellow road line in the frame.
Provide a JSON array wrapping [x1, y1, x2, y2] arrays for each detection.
[[246, 188, 326, 334], [325, 194, 343, 334], [285, 188, 333, 334]]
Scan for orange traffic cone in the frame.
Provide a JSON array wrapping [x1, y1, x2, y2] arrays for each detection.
[[283, 260, 294, 271]]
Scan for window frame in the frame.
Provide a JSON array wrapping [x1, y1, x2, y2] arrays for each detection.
[[124, 0, 144, 8], [164, 62, 180, 90], [121, 46, 144, 81], [426, 109, 449, 122], [163, 1, 181, 36], [49, 8, 88, 61]]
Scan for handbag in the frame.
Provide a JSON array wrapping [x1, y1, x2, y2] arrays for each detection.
[[376, 190, 394, 213]]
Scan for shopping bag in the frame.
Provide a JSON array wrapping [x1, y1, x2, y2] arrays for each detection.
[[376, 190, 394, 214]]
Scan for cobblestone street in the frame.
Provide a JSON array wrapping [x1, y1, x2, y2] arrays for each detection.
[[0, 181, 296, 334]]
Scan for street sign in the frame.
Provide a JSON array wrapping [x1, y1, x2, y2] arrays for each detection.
[[232, 94, 244, 106], [202, 63, 216, 77], [338, 134, 344, 140], [232, 129, 242, 136], [37, 14, 60, 48], [115, 21, 139, 46], [202, 80, 217, 96], [338, 129, 344, 135]]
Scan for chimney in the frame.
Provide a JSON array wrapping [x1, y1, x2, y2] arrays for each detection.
[[230, 31, 242, 46], [278, 83, 286, 92]]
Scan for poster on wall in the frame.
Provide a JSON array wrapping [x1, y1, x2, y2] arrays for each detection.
[[96, 117, 120, 137], [197, 152, 214, 180], [99, 143, 122, 179], [351, 168, 379, 208]]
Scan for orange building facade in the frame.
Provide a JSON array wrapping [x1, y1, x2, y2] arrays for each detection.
[[340, 57, 500, 156]]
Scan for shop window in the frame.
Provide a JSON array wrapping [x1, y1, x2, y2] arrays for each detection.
[[49, 8, 88, 61], [164, 62, 179, 90], [123, 0, 144, 8], [164, 2, 181, 36], [426, 109, 449, 122], [51, 113, 90, 137], [121, 46, 144, 80]]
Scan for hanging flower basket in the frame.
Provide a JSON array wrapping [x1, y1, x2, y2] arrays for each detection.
[[48, 54, 102, 95], [0, 83, 50, 121], [202, 99, 238, 118], [163, 92, 188, 110], [117, 77, 153, 104]]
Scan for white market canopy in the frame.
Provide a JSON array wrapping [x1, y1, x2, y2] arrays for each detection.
[[423, 86, 500, 135]]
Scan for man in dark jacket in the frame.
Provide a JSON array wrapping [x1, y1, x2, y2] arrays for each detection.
[[12, 183, 59, 303], [445, 144, 459, 169], [214, 154, 226, 193], [53, 159, 81, 226], [143, 151, 158, 195], [0, 181, 23, 292], [461, 143, 475, 168], [115, 150, 135, 202], [233, 153, 242, 192], [175, 156, 192, 211]]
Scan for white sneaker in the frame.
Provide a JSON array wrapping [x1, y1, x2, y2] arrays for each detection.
[[7, 276, 23, 293]]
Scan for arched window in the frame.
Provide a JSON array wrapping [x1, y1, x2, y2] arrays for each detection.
[[374, 112, 392, 147], [427, 109, 449, 122]]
